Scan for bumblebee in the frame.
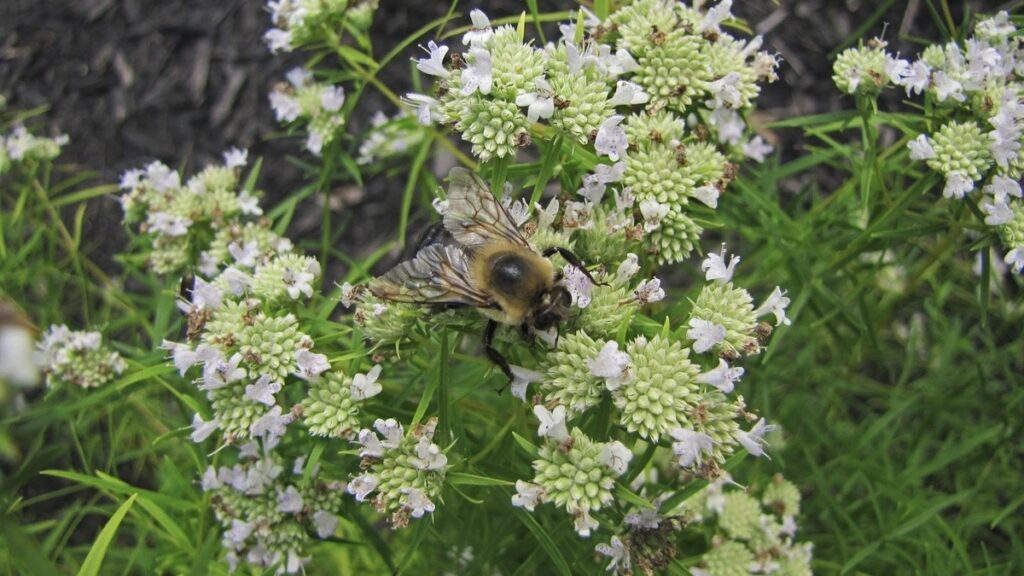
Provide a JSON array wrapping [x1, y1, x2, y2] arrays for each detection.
[[369, 168, 594, 380]]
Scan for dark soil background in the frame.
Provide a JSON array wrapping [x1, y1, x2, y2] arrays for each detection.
[[0, 0, 1014, 282]]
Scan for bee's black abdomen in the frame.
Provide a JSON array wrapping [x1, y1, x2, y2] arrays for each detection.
[[413, 222, 456, 254]]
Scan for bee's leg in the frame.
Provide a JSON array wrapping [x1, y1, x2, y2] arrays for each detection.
[[542, 246, 606, 286], [483, 319, 515, 385]]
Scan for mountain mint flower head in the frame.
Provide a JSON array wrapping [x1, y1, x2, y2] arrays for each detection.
[[686, 474, 813, 576], [354, 295, 424, 346], [119, 153, 267, 276], [204, 444, 345, 574], [995, 200, 1024, 273], [1, 125, 68, 172], [516, 428, 631, 537], [301, 368, 380, 438], [269, 70, 347, 155], [264, 0, 374, 53], [895, 12, 1024, 272], [349, 417, 448, 527], [452, 97, 529, 162], [688, 281, 760, 356], [35, 325, 126, 389], [925, 120, 993, 196], [541, 330, 607, 416], [613, 334, 701, 442], [251, 254, 321, 302], [832, 40, 906, 96], [650, 210, 703, 264]]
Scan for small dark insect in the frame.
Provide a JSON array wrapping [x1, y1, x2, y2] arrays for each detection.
[[369, 168, 595, 381]]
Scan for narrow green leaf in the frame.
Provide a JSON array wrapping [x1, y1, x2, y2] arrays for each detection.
[[77, 493, 137, 576], [50, 184, 119, 208], [448, 472, 514, 487], [514, 509, 573, 576], [511, 431, 540, 457]]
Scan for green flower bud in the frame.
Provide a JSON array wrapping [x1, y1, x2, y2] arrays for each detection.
[[236, 312, 306, 380], [352, 418, 447, 526], [832, 44, 889, 96], [610, 0, 696, 58], [572, 210, 633, 267], [347, 0, 377, 31], [614, 335, 700, 442], [650, 209, 702, 265], [778, 543, 815, 576], [704, 37, 762, 109], [542, 330, 605, 416], [549, 72, 613, 144], [920, 44, 946, 69], [355, 296, 422, 346], [625, 110, 686, 146], [527, 227, 575, 256], [206, 222, 293, 271], [762, 474, 802, 518], [625, 142, 697, 205], [689, 282, 758, 355], [203, 299, 257, 349], [926, 120, 993, 180], [718, 491, 762, 540], [210, 382, 266, 440], [36, 326, 126, 389], [454, 97, 529, 162], [487, 27, 547, 99], [301, 372, 361, 438], [682, 141, 728, 187], [533, 428, 620, 514], [700, 540, 754, 576], [251, 254, 321, 303], [576, 283, 637, 339], [633, 29, 710, 110]]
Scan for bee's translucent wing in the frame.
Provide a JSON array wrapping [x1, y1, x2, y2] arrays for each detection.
[[369, 243, 492, 307], [443, 167, 529, 249]]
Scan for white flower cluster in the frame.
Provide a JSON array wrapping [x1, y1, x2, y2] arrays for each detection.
[[349, 417, 448, 527], [202, 440, 345, 574], [0, 125, 69, 173], [263, 0, 376, 53], [852, 12, 1024, 272], [356, 110, 425, 166], [35, 325, 126, 389], [406, 3, 778, 263], [270, 68, 347, 156], [119, 149, 267, 275]]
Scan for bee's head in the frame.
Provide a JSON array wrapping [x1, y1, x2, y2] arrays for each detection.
[[532, 284, 572, 332]]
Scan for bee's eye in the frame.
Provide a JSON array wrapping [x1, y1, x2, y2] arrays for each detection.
[[557, 288, 571, 307], [535, 313, 556, 331]]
